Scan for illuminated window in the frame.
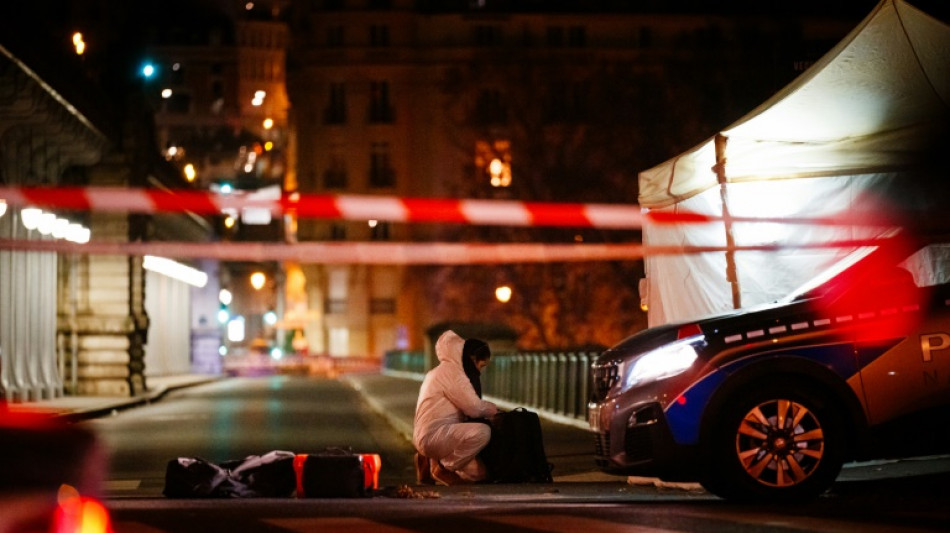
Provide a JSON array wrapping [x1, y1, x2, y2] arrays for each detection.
[[475, 140, 512, 187]]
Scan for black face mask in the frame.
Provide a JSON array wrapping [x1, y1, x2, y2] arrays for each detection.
[[462, 355, 482, 398]]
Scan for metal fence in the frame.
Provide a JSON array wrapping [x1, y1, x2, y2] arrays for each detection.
[[382, 350, 596, 422]]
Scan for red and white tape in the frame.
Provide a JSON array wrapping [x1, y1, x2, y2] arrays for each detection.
[[0, 238, 894, 264], [0, 186, 893, 229], [0, 186, 645, 229]]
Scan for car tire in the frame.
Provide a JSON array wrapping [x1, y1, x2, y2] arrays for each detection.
[[700, 382, 846, 502]]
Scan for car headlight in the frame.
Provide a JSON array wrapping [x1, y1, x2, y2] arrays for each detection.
[[620, 334, 703, 392]]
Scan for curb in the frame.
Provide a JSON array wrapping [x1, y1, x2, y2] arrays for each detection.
[[57, 377, 221, 423]]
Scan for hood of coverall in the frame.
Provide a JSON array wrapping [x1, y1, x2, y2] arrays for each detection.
[[435, 330, 465, 366]]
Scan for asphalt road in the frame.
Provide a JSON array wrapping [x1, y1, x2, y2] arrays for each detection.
[[80, 375, 418, 495], [80, 375, 950, 532]]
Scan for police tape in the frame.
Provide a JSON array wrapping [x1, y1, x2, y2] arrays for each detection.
[[0, 186, 645, 229], [0, 186, 887, 229], [0, 238, 894, 264]]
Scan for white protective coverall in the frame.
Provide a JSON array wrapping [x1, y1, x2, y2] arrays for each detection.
[[412, 330, 498, 481]]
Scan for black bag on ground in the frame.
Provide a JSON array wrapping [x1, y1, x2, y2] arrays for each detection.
[[295, 448, 368, 498], [163, 450, 296, 498], [479, 407, 554, 483]]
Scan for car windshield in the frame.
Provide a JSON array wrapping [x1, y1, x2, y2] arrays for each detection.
[[781, 245, 879, 303], [781, 238, 950, 303]]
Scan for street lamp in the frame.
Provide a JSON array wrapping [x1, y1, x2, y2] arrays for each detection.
[[20, 207, 42, 230], [495, 285, 512, 303], [72, 32, 85, 55], [250, 272, 266, 290]]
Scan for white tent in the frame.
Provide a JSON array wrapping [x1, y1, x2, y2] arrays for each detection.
[[639, 0, 950, 327]]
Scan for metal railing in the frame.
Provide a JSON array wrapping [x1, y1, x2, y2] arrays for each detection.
[[382, 349, 597, 422]]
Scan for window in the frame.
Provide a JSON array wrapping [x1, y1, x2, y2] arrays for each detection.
[[370, 298, 395, 314], [325, 83, 346, 124], [544, 82, 588, 123], [170, 63, 185, 84], [369, 142, 395, 188], [475, 139, 512, 187], [328, 327, 348, 356], [166, 93, 191, 114], [370, 221, 390, 241], [325, 300, 347, 314], [370, 25, 390, 47], [330, 223, 347, 241], [369, 81, 393, 123], [475, 89, 506, 125], [568, 26, 587, 47], [323, 155, 347, 189], [327, 25, 344, 47], [474, 25, 501, 46], [639, 27, 653, 48]]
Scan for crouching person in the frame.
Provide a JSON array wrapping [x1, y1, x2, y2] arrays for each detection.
[[412, 330, 497, 485]]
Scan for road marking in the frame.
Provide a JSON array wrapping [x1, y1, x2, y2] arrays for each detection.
[[486, 514, 682, 532], [105, 479, 141, 491]]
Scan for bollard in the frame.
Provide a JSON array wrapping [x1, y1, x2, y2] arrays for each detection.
[[529, 354, 540, 407], [545, 353, 558, 413], [556, 353, 569, 416], [577, 352, 592, 418], [566, 353, 579, 418]]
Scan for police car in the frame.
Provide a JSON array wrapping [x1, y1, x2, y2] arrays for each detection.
[[589, 238, 950, 501]]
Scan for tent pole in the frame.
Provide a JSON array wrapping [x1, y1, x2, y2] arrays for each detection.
[[715, 134, 742, 309]]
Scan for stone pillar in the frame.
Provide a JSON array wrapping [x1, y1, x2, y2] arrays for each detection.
[[61, 208, 148, 397]]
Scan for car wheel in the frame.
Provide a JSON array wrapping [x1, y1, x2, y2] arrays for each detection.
[[700, 383, 846, 502]]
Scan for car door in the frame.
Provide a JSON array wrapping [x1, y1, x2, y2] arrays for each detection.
[[856, 244, 950, 427]]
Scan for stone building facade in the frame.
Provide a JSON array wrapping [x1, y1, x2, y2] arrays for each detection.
[[284, 0, 861, 356]]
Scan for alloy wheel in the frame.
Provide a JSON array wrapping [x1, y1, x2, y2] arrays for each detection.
[[735, 398, 825, 487]]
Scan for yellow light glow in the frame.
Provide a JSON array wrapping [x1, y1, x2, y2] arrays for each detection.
[[250, 272, 266, 290], [489, 158, 503, 177], [143, 255, 208, 288], [72, 32, 85, 55], [184, 163, 196, 182], [161, 88, 173, 99], [264, 141, 273, 151], [495, 285, 512, 303], [263, 118, 274, 130], [224, 215, 236, 229]]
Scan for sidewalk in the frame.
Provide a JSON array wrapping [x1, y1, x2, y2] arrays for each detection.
[[341, 371, 633, 484], [3, 374, 221, 423]]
